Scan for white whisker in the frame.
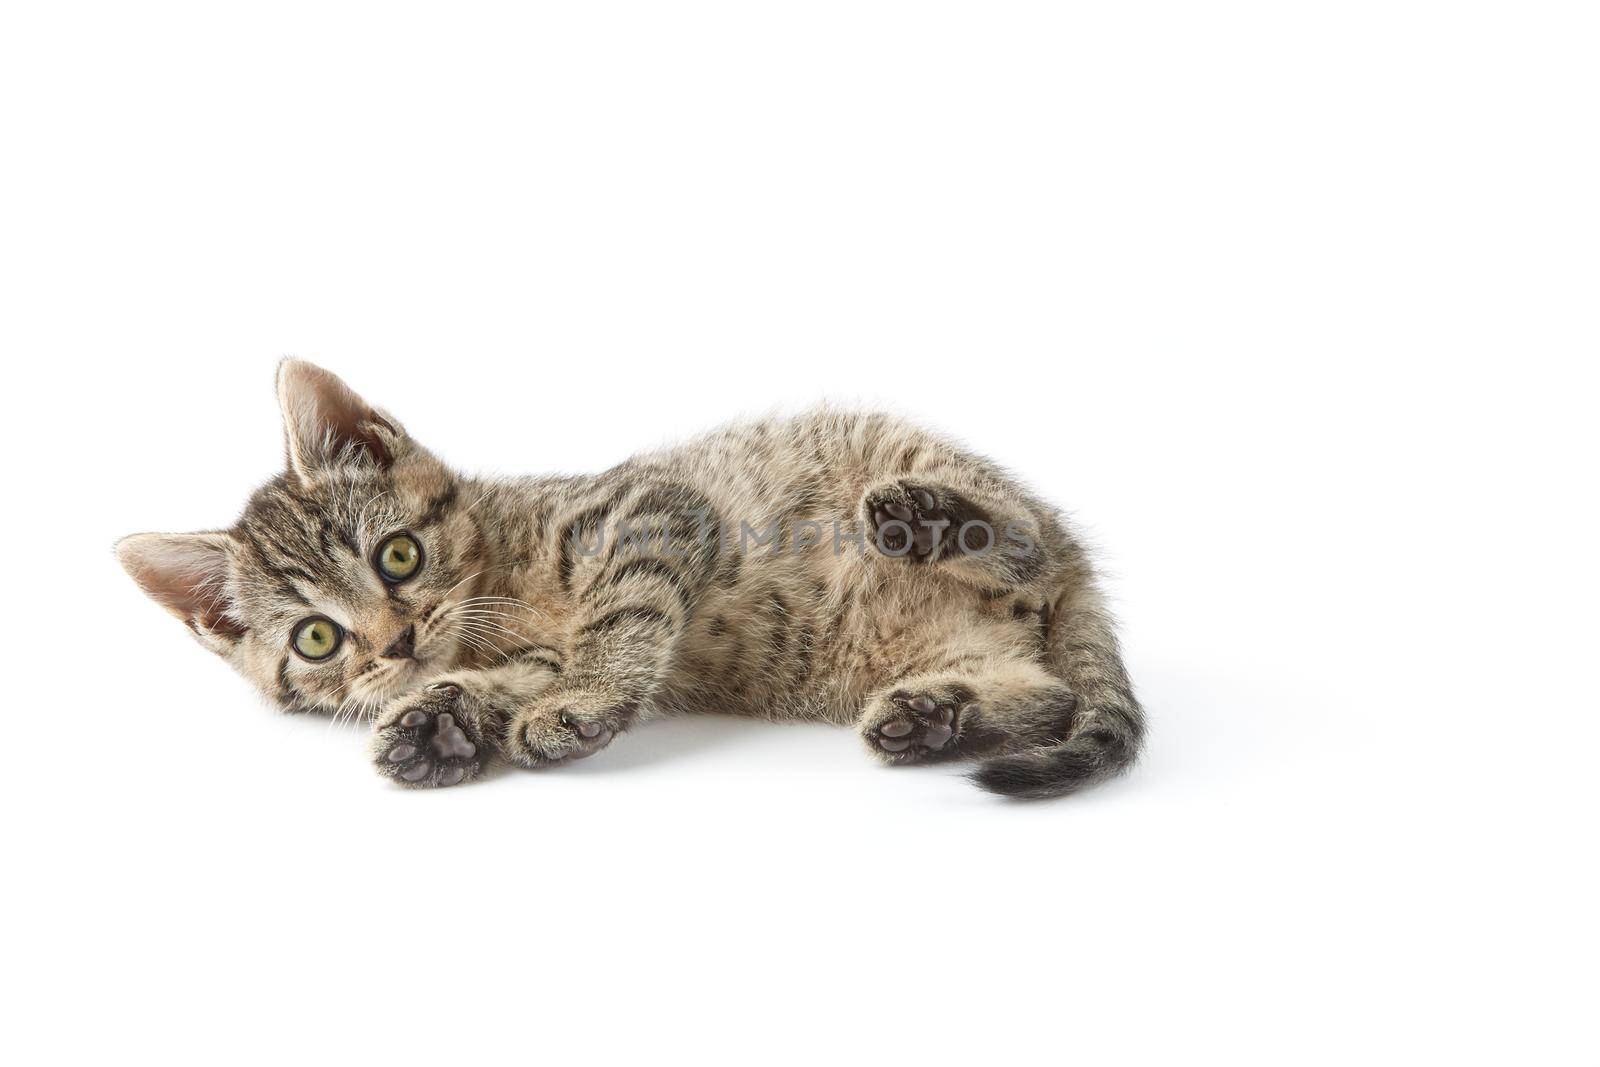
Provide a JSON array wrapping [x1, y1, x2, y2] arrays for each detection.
[[444, 609, 539, 631], [438, 569, 488, 601]]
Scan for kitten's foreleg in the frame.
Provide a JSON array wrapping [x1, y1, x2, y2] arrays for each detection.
[[502, 504, 712, 767], [370, 652, 563, 788], [500, 606, 685, 766]]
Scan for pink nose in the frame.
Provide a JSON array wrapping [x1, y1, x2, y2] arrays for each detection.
[[382, 624, 416, 659]]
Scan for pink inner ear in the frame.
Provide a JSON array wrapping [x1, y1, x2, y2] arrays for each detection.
[[279, 361, 399, 472], [117, 533, 247, 639], [323, 406, 395, 467], [195, 601, 248, 639]]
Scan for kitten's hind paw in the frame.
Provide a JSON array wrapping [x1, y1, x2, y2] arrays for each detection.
[[372, 682, 488, 788], [860, 687, 974, 763], [862, 482, 982, 563]]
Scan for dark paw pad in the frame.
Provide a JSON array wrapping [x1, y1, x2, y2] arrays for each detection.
[[375, 683, 483, 788], [864, 483, 975, 562], [868, 691, 974, 760]]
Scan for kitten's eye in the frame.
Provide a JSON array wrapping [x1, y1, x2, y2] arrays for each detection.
[[292, 616, 343, 661], [375, 532, 423, 582]]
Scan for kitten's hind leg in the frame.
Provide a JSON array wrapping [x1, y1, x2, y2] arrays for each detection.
[[969, 583, 1145, 798], [858, 656, 1077, 765], [862, 481, 977, 562], [860, 479, 1049, 589]]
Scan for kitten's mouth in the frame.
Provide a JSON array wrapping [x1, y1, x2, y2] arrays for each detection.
[[370, 656, 427, 699]]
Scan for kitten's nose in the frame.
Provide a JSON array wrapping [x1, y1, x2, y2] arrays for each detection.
[[382, 624, 416, 660]]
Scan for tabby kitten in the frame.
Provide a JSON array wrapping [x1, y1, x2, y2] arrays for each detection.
[[117, 361, 1143, 797]]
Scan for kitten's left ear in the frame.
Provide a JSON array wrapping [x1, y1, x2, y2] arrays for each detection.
[[276, 359, 406, 480], [115, 532, 247, 653]]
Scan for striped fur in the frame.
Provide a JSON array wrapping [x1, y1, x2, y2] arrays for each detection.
[[117, 361, 1143, 797]]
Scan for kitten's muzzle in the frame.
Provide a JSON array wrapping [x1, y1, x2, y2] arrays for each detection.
[[381, 624, 417, 660]]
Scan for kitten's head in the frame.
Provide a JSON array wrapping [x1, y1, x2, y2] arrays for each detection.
[[117, 361, 484, 717]]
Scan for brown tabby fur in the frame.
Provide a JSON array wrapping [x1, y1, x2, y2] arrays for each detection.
[[116, 361, 1143, 797]]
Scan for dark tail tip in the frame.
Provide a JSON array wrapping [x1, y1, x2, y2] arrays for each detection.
[[970, 724, 1140, 799]]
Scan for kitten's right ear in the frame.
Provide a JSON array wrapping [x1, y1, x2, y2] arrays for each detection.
[[116, 532, 247, 651], [276, 359, 404, 481]]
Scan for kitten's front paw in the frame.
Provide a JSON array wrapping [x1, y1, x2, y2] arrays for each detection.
[[372, 682, 489, 788], [504, 689, 635, 768]]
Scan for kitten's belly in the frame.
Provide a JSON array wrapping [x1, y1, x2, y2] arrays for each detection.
[[666, 549, 1019, 723]]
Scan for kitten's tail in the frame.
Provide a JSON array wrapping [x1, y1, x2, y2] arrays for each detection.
[[970, 708, 1142, 798], [971, 588, 1145, 799]]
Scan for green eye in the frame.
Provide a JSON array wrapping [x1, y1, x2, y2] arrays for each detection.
[[375, 533, 423, 582], [292, 616, 342, 661]]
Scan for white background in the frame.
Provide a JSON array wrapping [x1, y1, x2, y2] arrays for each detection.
[[3, 2, 1595, 1064]]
